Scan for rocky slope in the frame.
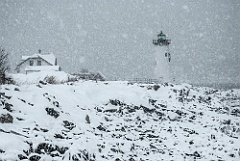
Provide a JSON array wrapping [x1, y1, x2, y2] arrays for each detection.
[[0, 81, 240, 161]]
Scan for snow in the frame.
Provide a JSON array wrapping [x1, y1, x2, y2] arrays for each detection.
[[0, 72, 240, 160], [10, 71, 70, 85], [25, 65, 60, 72], [22, 53, 56, 66], [182, 5, 190, 12]]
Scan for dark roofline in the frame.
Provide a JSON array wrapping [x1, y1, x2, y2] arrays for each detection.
[[16, 56, 53, 68]]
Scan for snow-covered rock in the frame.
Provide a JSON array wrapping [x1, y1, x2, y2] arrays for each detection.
[[0, 81, 240, 161]]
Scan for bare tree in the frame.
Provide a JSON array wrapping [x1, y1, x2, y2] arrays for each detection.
[[0, 47, 13, 84]]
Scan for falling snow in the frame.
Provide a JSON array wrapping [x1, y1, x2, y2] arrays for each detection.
[[0, 0, 239, 83]]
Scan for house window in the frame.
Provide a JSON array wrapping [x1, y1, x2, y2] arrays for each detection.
[[29, 60, 33, 66], [37, 60, 41, 66]]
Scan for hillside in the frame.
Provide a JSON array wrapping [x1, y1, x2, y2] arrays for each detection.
[[0, 78, 240, 160]]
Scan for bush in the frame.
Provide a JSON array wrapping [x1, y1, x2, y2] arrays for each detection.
[[43, 76, 58, 84], [153, 84, 160, 91]]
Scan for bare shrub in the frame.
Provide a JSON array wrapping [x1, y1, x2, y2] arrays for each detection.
[[43, 76, 58, 84], [0, 47, 14, 85]]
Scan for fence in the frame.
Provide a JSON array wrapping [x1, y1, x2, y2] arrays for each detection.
[[127, 78, 160, 84]]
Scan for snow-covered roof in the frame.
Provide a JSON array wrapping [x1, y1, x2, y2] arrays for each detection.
[[94, 71, 106, 79], [22, 53, 56, 65], [25, 65, 60, 71]]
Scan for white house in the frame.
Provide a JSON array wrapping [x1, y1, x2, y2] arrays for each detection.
[[16, 51, 60, 74]]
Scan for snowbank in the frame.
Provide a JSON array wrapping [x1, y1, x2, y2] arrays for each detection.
[[10, 71, 71, 85]]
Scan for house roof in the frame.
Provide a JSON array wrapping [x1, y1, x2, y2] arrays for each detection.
[[25, 65, 60, 71], [73, 71, 106, 80], [22, 53, 56, 65], [94, 71, 106, 79]]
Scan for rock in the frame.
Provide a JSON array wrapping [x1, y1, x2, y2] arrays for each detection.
[[0, 149, 5, 153], [141, 105, 155, 113], [18, 154, 28, 160], [183, 128, 198, 135], [40, 128, 49, 132], [29, 154, 41, 161], [0, 92, 5, 98], [128, 108, 136, 113], [71, 150, 96, 161], [14, 88, 20, 91], [109, 99, 125, 106], [175, 110, 186, 116], [97, 125, 107, 132], [185, 151, 201, 158], [28, 103, 34, 106], [35, 143, 68, 155], [120, 127, 126, 132], [45, 107, 60, 118], [36, 84, 42, 88], [149, 99, 157, 105], [229, 153, 235, 157], [19, 98, 26, 103], [63, 120, 75, 130], [4, 95, 11, 99], [231, 108, 240, 116], [222, 119, 231, 125], [72, 154, 81, 161], [85, 115, 91, 124], [0, 113, 13, 123], [153, 85, 160, 91], [111, 148, 118, 153], [211, 134, 216, 139], [3, 102, 13, 112], [39, 80, 47, 85], [57, 146, 69, 154], [35, 143, 54, 154], [193, 151, 201, 157], [54, 134, 65, 139], [104, 109, 118, 113], [147, 134, 159, 138], [53, 101, 60, 107], [189, 140, 194, 145], [129, 157, 135, 161]]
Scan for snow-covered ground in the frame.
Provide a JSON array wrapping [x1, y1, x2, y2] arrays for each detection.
[[9, 71, 71, 85], [0, 72, 240, 161]]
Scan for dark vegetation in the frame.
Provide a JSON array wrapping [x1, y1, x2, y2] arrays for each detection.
[[0, 47, 14, 85]]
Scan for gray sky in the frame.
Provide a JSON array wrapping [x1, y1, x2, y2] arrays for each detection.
[[0, 0, 239, 83]]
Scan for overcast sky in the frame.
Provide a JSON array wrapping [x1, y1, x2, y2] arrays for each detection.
[[0, 0, 239, 83]]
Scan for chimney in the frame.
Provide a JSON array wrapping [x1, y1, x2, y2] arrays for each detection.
[[55, 58, 57, 65], [38, 49, 41, 54]]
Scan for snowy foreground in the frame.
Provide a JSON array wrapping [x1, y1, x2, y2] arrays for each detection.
[[0, 77, 240, 160]]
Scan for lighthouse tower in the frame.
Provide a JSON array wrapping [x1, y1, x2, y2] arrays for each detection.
[[153, 31, 172, 83]]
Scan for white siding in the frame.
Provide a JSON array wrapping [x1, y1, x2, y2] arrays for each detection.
[[18, 58, 51, 74]]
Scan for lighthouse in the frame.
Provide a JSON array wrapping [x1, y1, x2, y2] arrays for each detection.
[[153, 31, 172, 83]]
